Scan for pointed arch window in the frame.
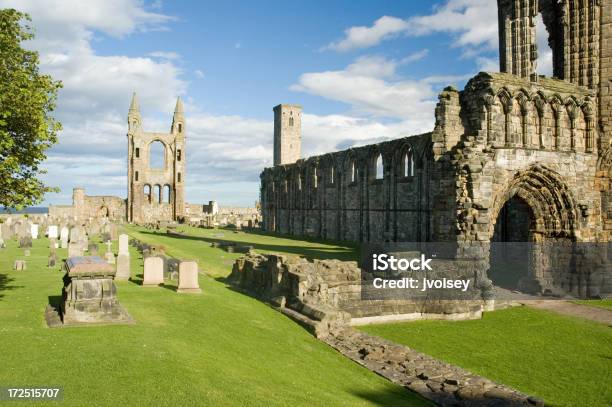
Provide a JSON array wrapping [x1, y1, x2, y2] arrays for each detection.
[[403, 149, 415, 177], [330, 166, 334, 185], [350, 162, 356, 183], [375, 154, 383, 180]]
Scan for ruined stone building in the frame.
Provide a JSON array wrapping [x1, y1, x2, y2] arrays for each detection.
[[261, 0, 612, 296], [49, 187, 126, 221], [126, 93, 186, 224]]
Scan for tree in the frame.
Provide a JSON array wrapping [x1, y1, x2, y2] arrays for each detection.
[[0, 9, 62, 210]]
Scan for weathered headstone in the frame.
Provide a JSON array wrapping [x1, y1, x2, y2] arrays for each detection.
[[30, 224, 39, 239], [19, 236, 32, 248], [68, 242, 83, 257], [177, 261, 202, 293], [48, 252, 57, 267], [48, 225, 59, 239], [88, 243, 99, 256], [110, 224, 118, 241], [60, 227, 69, 248], [142, 257, 164, 286], [14, 260, 26, 271], [45, 256, 133, 327], [115, 254, 130, 280], [118, 234, 129, 255]]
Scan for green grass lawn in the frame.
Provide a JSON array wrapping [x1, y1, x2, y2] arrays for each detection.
[[572, 299, 612, 310], [360, 307, 612, 407], [0, 226, 427, 406]]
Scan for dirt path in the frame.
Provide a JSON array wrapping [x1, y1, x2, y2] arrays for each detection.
[[522, 300, 612, 325]]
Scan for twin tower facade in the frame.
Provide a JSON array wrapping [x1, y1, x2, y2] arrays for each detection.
[[126, 93, 186, 224]]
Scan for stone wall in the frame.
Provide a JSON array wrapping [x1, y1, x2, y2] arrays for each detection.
[[48, 187, 126, 222], [260, 0, 612, 298], [230, 253, 490, 337]]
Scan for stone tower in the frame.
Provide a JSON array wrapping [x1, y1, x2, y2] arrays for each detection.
[[126, 93, 186, 224], [273, 104, 302, 166]]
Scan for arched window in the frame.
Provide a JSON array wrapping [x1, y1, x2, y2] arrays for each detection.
[[375, 154, 383, 179], [164, 185, 171, 203], [178, 123, 182, 133], [135, 171, 139, 181], [177, 172, 182, 183], [350, 162, 356, 183], [135, 147, 140, 158], [403, 149, 414, 177], [297, 174, 302, 190], [313, 169, 318, 188], [153, 185, 161, 204], [289, 117, 294, 127], [149, 141, 165, 169], [144, 185, 151, 204], [177, 149, 182, 161], [330, 166, 334, 184]]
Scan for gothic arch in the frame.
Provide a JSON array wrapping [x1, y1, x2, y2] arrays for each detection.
[[489, 165, 578, 239]]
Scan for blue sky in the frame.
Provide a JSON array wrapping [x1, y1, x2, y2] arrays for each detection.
[[1, 0, 554, 207]]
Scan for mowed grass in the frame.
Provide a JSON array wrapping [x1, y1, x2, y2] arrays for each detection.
[[360, 307, 612, 407], [572, 299, 612, 310], [0, 227, 428, 407]]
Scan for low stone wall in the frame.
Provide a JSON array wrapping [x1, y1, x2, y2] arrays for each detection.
[[229, 253, 494, 337]]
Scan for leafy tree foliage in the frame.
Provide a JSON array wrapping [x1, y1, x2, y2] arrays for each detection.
[[0, 9, 62, 210]]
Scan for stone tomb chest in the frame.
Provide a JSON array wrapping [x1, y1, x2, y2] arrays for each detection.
[[45, 256, 133, 327]]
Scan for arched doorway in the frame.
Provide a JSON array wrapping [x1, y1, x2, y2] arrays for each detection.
[[487, 165, 579, 295], [490, 195, 535, 290]]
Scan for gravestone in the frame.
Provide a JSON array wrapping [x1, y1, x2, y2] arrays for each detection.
[[19, 236, 32, 248], [24, 249, 31, 257], [88, 243, 99, 256], [69, 227, 80, 243], [0, 237, 5, 248], [48, 225, 58, 239], [110, 224, 118, 241], [177, 261, 202, 293], [48, 252, 57, 267], [45, 256, 133, 327], [14, 260, 26, 271], [60, 227, 69, 248], [30, 224, 39, 239], [68, 242, 83, 257], [115, 254, 130, 280], [118, 234, 129, 255], [1, 223, 12, 240], [142, 257, 164, 286]]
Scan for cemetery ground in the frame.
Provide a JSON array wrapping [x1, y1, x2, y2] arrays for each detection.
[[0, 230, 428, 406], [0, 226, 608, 406]]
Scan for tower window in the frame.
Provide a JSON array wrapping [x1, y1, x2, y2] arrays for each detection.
[[350, 162, 355, 183], [178, 123, 182, 132], [403, 149, 414, 177], [289, 117, 294, 127], [135, 171, 139, 181], [178, 172, 182, 183], [177, 149, 182, 161], [135, 147, 140, 158]]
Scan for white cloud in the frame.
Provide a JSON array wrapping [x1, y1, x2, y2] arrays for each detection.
[[323, 1, 498, 53], [291, 55, 448, 126], [194, 69, 205, 78], [324, 16, 409, 52], [401, 49, 429, 64], [147, 51, 180, 60]]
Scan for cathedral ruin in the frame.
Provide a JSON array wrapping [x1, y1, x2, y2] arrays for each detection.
[[260, 0, 612, 297]]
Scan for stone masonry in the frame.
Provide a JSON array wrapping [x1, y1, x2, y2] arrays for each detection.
[[127, 93, 186, 224], [260, 0, 612, 298]]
